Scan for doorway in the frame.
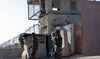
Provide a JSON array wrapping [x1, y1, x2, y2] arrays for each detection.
[[74, 22, 82, 54]]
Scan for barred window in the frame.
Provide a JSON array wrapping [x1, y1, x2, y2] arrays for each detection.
[[41, 0, 45, 10], [70, 1, 76, 11], [52, 0, 61, 11]]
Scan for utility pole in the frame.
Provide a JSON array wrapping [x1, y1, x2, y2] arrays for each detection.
[[9, 40, 11, 59]]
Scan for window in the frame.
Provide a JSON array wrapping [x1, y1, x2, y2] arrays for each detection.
[[41, 26, 47, 34], [52, 0, 61, 11], [70, 1, 76, 11], [41, 0, 45, 10]]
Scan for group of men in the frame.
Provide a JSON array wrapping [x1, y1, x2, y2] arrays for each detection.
[[31, 30, 62, 59], [21, 29, 62, 59], [20, 33, 39, 59], [51, 30, 62, 59]]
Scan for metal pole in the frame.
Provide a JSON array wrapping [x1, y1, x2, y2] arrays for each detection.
[[9, 40, 11, 59]]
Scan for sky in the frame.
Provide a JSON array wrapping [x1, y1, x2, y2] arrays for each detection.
[[0, 0, 38, 44]]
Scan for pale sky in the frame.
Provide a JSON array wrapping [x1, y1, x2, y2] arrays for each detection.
[[0, 0, 38, 44]]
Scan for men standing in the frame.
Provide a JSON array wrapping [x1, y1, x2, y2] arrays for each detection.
[[50, 32, 56, 56], [29, 33, 39, 59], [55, 30, 62, 59]]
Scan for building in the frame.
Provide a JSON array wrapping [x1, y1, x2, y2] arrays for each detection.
[[27, 0, 82, 56], [80, 0, 100, 56]]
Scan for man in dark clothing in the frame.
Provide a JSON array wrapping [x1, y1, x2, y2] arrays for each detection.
[[55, 30, 62, 59], [29, 33, 39, 59]]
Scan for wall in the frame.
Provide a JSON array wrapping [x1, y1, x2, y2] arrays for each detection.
[[0, 48, 22, 59], [39, 0, 81, 56], [65, 24, 75, 54], [40, 0, 81, 34], [47, 14, 81, 33], [45, 0, 80, 12], [60, 29, 71, 56], [24, 34, 47, 58], [80, 0, 100, 56], [60, 24, 75, 56], [60, 0, 70, 12], [39, 13, 80, 56], [0, 34, 48, 59], [39, 15, 49, 34]]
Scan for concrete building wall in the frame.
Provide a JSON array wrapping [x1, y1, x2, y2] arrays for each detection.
[[40, 14, 81, 34], [40, 0, 81, 34], [39, 13, 81, 56], [0, 48, 22, 59], [0, 34, 48, 59], [60, 0, 70, 12], [60, 24, 75, 56], [60, 29, 71, 56], [80, 0, 100, 56], [65, 24, 75, 54], [39, 0, 81, 56], [40, 15, 49, 34], [36, 35, 47, 58], [47, 14, 81, 33]]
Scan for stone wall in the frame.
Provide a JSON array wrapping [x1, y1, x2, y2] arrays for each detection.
[[0, 48, 22, 59]]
